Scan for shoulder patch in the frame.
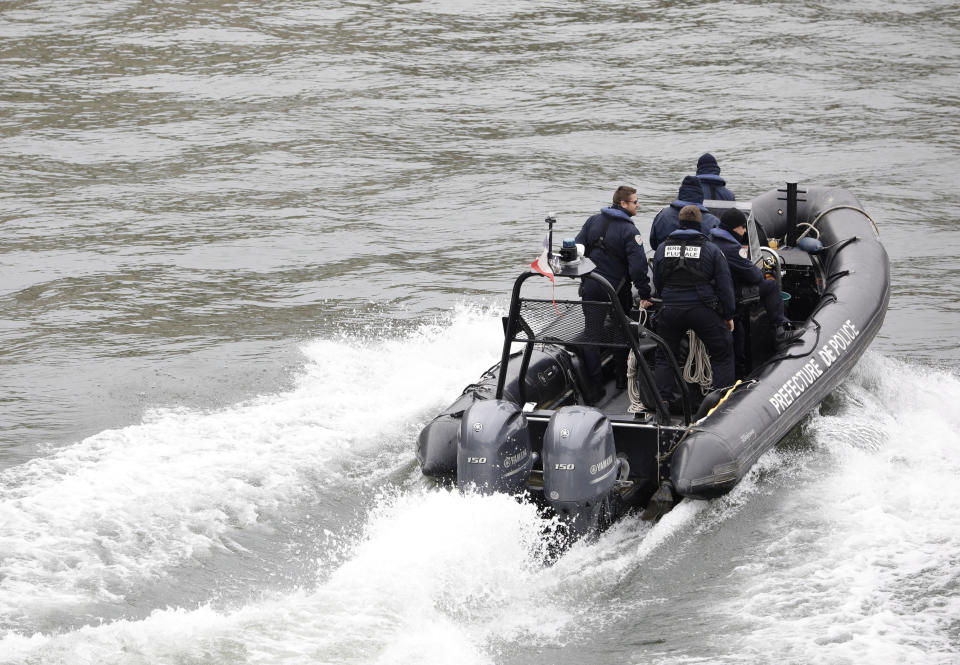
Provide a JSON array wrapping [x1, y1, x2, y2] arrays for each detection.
[[738, 247, 748, 259], [634, 235, 643, 247]]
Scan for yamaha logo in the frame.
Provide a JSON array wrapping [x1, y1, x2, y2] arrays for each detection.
[[473, 423, 483, 433], [590, 454, 614, 475], [560, 427, 570, 439], [503, 451, 527, 469]]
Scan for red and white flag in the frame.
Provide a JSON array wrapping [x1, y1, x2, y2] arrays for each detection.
[[530, 233, 555, 283], [530, 248, 554, 283], [530, 236, 561, 314]]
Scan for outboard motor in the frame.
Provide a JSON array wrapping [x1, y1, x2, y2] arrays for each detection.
[[418, 345, 574, 480], [542, 406, 622, 536], [457, 399, 533, 495]]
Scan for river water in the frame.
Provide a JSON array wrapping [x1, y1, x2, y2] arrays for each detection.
[[1, 1, 959, 663]]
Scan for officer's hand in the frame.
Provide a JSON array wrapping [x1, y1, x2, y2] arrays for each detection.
[[638, 299, 653, 309], [726, 319, 734, 332]]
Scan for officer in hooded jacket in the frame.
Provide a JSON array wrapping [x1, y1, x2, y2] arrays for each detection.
[[652, 205, 736, 405], [575, 185, 652, 399], [695, 153, 735, 202], [649, 175, 722, 250], [710, 207, 796, 375]]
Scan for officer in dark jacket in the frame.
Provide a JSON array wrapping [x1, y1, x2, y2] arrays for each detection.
[[652, 205, 736, 404], [710, 208, 796, 373], [575, 185, 652, 398], [696, 153, 735, 202], [649, 175, 722, 250]]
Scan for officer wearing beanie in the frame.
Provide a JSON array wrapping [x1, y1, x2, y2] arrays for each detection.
[[575, 185, 653, 400], [652, 205, 736, 407], [695, 153, 735, 202], [709, 208, 797, 371], [649, 175, 722, 250]]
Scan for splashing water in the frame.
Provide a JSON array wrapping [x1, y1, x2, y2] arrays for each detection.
[[0, 306, 505, 633], [2, 330, 958, 664]]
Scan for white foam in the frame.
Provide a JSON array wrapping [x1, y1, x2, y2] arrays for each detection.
[[5, 336, 957, 664], [0, 305, 504, 630], [0, 490, 572, 665], [716, 353, 960, 662]]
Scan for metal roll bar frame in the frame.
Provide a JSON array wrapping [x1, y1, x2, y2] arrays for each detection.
[[494, 269, 693, 425]]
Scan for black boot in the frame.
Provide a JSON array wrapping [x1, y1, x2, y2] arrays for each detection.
[[775, 322, 804, 348]]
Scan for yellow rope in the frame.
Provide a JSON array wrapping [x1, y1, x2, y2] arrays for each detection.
[[705, 379, 743, 418]]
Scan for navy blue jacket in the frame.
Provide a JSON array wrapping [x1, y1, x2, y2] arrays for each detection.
[[649, 203, 721, 250], [697, 174, 735, 201], [709, 227, 762, 286], [653, 228, 735, 319], [575, 206, 651, 299]]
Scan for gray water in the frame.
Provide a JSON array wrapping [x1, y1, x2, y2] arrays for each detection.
[[1, 1, 959, 663]]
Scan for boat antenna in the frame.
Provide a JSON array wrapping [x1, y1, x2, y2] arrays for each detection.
[[778, 182, 806, 246], [544, 213, 557, 260]]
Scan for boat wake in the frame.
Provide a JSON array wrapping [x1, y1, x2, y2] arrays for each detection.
[[1, 309, 958, 664], [0, 305, 505, 636], [699, 353, 960, 663]]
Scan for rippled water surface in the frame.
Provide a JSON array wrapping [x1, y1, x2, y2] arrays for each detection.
[[1, 1, 959, 663]]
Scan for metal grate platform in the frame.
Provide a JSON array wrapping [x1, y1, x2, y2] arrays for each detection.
[[512, 298, 631, 347]]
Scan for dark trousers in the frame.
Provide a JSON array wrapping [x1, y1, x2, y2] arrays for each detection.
[[655, 304, 735, 401], [732, 317, 747, 379], [759, 279, 786, 324], [581, 280, 631, 387], [733, 279, 787, 377]]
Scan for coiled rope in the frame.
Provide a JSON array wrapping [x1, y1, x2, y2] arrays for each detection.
[[626, 309, 651, 413], [627, 329, 714, 412], [626, 350, 645, 413], [683, 330, 713, 395]]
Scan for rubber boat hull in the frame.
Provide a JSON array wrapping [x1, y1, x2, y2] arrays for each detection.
[[418, 184, 889, 520], [671, 186, 889, 497]]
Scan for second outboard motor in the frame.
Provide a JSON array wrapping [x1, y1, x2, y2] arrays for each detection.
[[542, 406, 621, 536], [457, 399, 533, 495]]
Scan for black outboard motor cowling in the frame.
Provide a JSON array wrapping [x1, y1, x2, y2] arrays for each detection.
[[418, 345, 577, 479], [457, 399, 533, 495], [542, 406, 621, 535]]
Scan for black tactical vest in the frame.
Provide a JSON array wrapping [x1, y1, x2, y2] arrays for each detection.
[[660, 233, 711, 289]]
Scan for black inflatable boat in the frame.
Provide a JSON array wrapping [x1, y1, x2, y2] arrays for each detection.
[[417, 184, 889, 532]]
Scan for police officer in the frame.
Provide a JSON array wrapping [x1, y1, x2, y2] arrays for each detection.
[[710, 208, 797, 373], [575, 185, 652, 399], [695, 153, 735, 202], [649, 175, 722, 250], [652, 205, 736, 405]]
